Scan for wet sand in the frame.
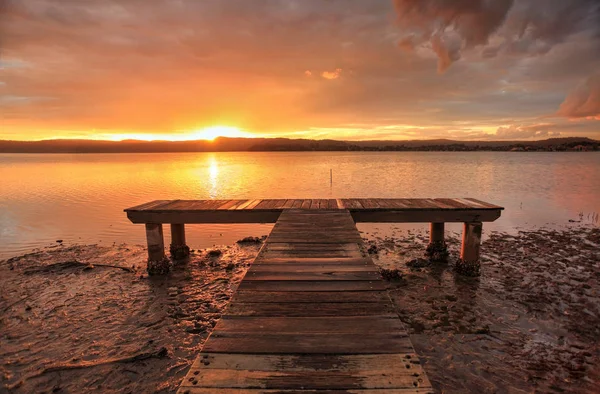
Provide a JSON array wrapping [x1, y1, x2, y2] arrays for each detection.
[[1, 226, 599, 393]]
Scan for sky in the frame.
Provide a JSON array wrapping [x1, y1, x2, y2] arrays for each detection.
[[1, 0, 600, 141]]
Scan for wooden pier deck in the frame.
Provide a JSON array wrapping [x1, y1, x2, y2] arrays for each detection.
[[177, 209, 433, 393], [125, 197, 504, 392]]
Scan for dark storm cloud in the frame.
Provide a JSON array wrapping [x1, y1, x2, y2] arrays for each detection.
[[393, 0, 515, 72]]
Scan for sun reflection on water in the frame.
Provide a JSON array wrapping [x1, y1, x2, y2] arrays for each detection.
[[208, 155, 219, 198]]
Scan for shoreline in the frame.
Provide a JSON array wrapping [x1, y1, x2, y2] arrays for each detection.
[[1, 225, 599, 393]]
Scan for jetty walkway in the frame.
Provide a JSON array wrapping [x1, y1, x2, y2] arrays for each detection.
[[124, 198, 503, 392]]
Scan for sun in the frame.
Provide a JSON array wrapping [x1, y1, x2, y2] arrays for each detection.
[[190, 126, 248, 141]]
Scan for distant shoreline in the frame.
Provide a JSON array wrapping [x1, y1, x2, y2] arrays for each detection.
[[0, 136, 598, 153]]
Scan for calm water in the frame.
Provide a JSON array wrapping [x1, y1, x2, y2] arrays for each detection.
[[1, 151, 599, 258]]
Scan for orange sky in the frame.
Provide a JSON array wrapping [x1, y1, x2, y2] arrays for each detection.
[[1, 0, 599, 141]]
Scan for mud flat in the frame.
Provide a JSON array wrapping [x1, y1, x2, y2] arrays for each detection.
[[366, 224, 600, 393], [0, 242, 261, 393], [1, 225, 599, 393]]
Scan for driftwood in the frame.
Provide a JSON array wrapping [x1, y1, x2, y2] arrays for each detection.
[[7, 348, 168, 389], [24, 260, 133, 275]]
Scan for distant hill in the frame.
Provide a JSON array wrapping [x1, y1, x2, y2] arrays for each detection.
[[0, 136, 598, 153]]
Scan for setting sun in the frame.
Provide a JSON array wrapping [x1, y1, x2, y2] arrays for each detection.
[[103, 126, 251, 142], [190, 126, 249, 141]]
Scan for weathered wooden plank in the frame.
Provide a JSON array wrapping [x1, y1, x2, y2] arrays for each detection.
[[127, 210, 282, 224], [291, 199, 304, 208], [179, 389, 434, 394], [350, 209, 502, 223], [266, 237, 363, 244], [265, 243, 360, 251], [217, 200, 238, 210], [213, 316, 405, 333], [253, 257, 370, 265], [464, 197, 503, 209], [261, 250, 361, 258], [245, 199, 263, 209], [301, 199, 312, 209], [282, 199, 295, 209], [244, 270, 381, 281], [202, 332, 413, 354], [224, 302, 393, 317], [341, 199, 364, 209], [189, 353, 424, 373], [237, 280, 387, 292], [249, 264, 376, 272], [227, 200, 250, 210], [179, 367, 427, 390], [231, 291, 389, 303]]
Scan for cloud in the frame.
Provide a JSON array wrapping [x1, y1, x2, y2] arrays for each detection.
[[321, 68, 343, 80], [392, 0, 600, 72], [558, 72, 600, 119], [494, 123, 561, 139], [393, 0, 514, 71]]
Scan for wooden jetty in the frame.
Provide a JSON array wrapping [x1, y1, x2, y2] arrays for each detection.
[[124, 198, 503, 392]]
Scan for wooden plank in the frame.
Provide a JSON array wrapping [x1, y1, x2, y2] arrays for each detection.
[[291, 199, 304, 208], [464, 197, 504, 209], [180, 367, 427, 390], [249, 264, 376, 272], [179, 389, 434, 394], [224, 302, 393, 317], [227, 200, 250, 210], [213, 316, 405, 333], [254, 257, 370, 265], [340, 199, 361, 209], [189, 353, 424, 373], [350, 209, 501, 223], [217, 200, 238, 210], [360, 199, 381, 209], [127, 210, 282, 224], [265, 243, 360, 251], [202, 332, 413, 354], [237, 280, 387, 292], [231, 291, 389, 303], [282, 199, 295, 209], [246, 199, 263, 209], [301, 199, 312, 209], [244, 270, 381, 281]]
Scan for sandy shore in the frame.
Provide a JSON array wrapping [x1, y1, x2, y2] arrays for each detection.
[[1, 226, 599, 393]]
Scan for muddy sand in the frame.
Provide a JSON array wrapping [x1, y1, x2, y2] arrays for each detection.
[[1, 226, 599, 393]]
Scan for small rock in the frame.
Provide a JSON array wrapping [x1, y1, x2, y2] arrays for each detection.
[[367, 245, 378, 254], [379, 267, 403, 281], [207, 249, 222, 257], [406, 258, 430, 268], [236, 236, 263, 244]]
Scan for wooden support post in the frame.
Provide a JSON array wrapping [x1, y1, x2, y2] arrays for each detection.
[[425, 222, 448, 262], [456, 221, 483, 276], [170, 223, 190, 260], [145, 223, 169, 275]]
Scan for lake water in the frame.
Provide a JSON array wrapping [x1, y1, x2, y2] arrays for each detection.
[[1, 151, 599, 258]]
